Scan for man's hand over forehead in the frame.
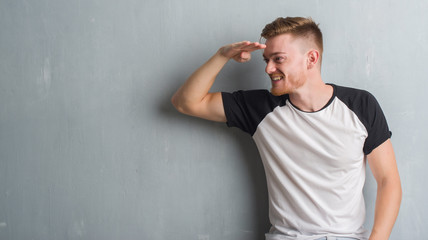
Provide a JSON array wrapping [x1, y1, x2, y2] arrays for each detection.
[[218, 41, 266, 63]]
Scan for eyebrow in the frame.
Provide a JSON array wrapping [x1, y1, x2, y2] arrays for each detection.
[[262, 52, 287, 59]]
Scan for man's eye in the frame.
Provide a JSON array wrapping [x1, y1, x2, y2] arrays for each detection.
[[263, 58, 269, 63], [275, 57, 284, 62]]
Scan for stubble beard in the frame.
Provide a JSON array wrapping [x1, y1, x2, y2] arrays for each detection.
[[270, 76, 305, 96], [271, 87, 288, 96]]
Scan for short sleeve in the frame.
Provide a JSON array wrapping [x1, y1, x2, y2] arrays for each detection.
[[334, 85, 392, 155], [221, 90, 283, 136], [362, 93, 392, 155]]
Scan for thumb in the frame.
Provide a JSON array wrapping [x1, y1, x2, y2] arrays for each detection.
[[238, 51, 251, 62]]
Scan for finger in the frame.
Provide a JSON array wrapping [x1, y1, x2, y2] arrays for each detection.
[[230, 41, 265, 53], [240, 42, 266, 52], [231, 41, 251, 49], [232, 51, 251, 63], [226, 41, 265, 61], [240, 51, 251, 61], [248, 42, 266, 49]]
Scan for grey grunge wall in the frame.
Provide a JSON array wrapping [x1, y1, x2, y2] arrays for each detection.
[[1, 0, 427, 239]]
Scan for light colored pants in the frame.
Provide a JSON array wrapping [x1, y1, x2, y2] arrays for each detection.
[[265, 229, 362, 240], [315, 237, 358, 240], [266, 234, 360, 240]]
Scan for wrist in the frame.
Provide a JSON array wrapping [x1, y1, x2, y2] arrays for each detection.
[[213, 50, 232, 65], [216, 48, 231, 60]]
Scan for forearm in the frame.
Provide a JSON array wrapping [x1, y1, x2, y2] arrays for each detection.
[[369, 177, 402, 240], [171, 50, 229, 113]]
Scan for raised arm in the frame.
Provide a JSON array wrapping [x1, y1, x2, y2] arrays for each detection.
[[367, 139, 402, 240], [171, 41, 265, 122]]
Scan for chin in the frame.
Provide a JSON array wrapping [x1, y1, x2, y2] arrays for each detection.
[[270, 88, 288, 96]]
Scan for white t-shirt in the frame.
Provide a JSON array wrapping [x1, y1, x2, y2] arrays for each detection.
[[222, 84, 391, 240]]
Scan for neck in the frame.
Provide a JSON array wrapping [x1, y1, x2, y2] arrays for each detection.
[[289, 78, 333, 112]]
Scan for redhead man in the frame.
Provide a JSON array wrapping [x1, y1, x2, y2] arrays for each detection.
[[171, 17, 401, 240]]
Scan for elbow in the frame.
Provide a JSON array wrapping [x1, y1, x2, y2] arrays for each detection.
[[171, 94, 182, 112], [171, 94, 179, 110], [171, 93, 190, 115]]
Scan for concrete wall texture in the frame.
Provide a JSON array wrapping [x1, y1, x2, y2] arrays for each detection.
[[1, 0, 427, 239]]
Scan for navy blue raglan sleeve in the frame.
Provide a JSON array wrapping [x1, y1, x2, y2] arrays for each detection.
[[221, 90, 282, 136]]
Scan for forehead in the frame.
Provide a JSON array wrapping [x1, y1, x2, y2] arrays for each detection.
[[263, 33, 302, 57]]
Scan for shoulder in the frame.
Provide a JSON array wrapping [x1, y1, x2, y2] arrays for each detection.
[[222, 89, 278, 99], [222, 89, 286, 107], [332, 84, 379, 112], [334, 84, 374, 101], [331, 84, 391, 154], [221, 89, 287, 135]]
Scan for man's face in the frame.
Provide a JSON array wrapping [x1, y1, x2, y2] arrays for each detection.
[[263, 33, 308, 96]]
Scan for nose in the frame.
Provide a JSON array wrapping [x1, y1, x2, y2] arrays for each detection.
[[265, 61, 276, 74]]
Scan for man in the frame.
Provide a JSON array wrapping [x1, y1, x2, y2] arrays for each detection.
[[171, 17, 401, 240]]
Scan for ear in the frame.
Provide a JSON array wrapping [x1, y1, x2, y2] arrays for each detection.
[[306, 50, 320, 69]]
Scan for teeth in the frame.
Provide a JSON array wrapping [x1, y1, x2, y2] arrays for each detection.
[[271, 76, 282, 81]]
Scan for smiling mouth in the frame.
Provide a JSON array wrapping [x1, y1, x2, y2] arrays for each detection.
[[270, 75, 284, 82]]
